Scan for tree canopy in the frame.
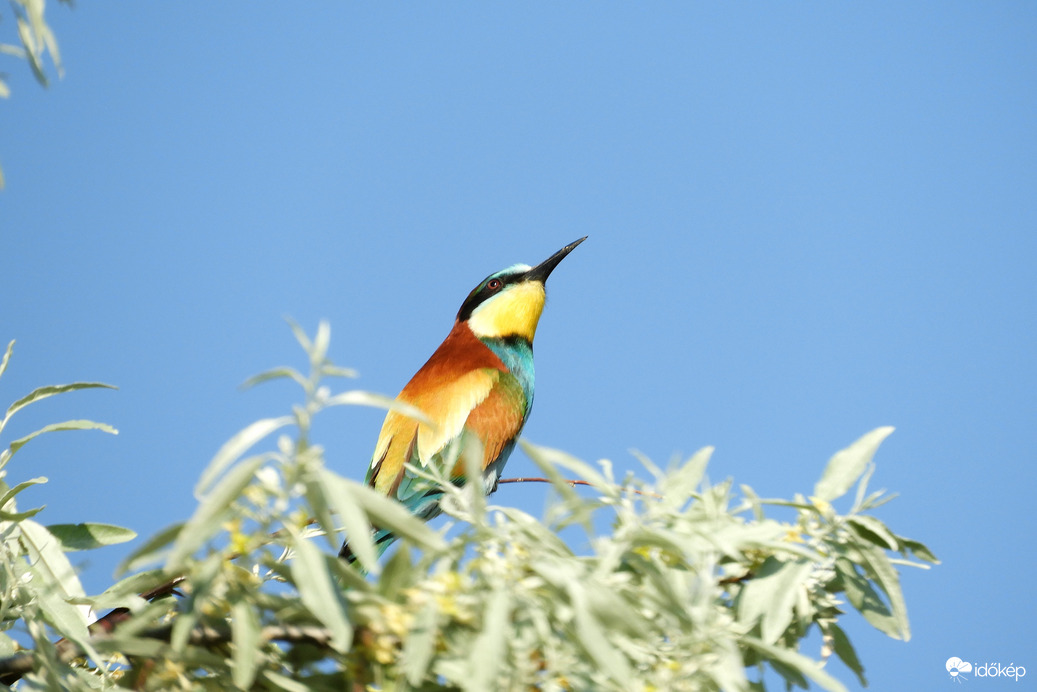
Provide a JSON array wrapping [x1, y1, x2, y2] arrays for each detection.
[[0, 325, 936, 690]]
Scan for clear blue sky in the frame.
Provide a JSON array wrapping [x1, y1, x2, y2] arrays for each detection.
[[2, 4, 1035, 689]]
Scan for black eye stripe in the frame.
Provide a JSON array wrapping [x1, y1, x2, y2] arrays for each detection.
[[456, 269, 526, 322]]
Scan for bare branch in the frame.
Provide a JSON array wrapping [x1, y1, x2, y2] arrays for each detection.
[[0, 621, 340, 679]]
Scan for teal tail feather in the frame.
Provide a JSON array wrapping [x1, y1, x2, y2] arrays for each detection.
[[338, 527, 398, 563], [338, 490, 445, 563]]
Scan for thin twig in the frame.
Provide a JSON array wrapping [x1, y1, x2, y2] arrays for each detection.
[[498, 476, 662, 498], [718, 571, 754, 586], [498, 476, 594, 488], [0, 622, 342, 679]]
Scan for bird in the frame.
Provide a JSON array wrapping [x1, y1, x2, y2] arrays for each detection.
[[340, 237, 586, 562]]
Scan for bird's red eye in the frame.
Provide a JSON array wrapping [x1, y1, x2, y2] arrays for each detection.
[[487, 279, 502, 290]]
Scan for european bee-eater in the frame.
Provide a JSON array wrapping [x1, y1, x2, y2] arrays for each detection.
[[340, 237, 586, 561]]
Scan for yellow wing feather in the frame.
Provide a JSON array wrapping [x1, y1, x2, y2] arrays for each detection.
[[366, 321, 512, 497]]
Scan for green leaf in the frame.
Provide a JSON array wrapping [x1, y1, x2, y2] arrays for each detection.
[[19, 519, 86, 601], [0, 631, 18, 658], [325, 389, 433, 424], [856, 543, 910, 640], [5, 382, 117, 420], [170, 605, 200, 653], [461, 433, 487, 524], [0, 475, 46, 509], [311, 320, 331, 366], [737, 557, 815, 644], [170, 456, 266, 567], [349, 478, 447, 554], [660, 446, 713, 510], [740, 483, 766, 521], [584, 581, 647, 639], [814, 427, 894, 502], [195, 416, 291, 496], [497, 506, 574, 559], [45, 523, 137, 551], [834, 557, 900, 639], [899, 536, 939, 564], [1, 503, 45, 521], [567, 579, 632, 685], [852, 461, 877, 510], [743, 636, 848, 692], [118, 521, 185, 574], [526, 442, 610, 493], [263, 671, 314, 692], [171, 556, 220, 652], [231, 601, 262, 689], [403, 598, 440, 686], [320, 364, 358, 379], [289, 531, 353, 653], [40, 24, 61, 79], [848, 515, 899, 550], [828, 621, 867, 687], [0, 340, 14, 381], [768, 655, 809, 690], [286, 317, 312, 354], [755, 498, 819, 512], [630, 448, 664, 482], [378, 543, 413, 596], [239, 367, 307, 391], [8, 419, 117, 456], [302, 473, 339, 551], [317, 469, 378, 573], [19, 520, 101, 662], [78, 568, 167, 612], [92, 633, 168, 659], [465, 588, 512, 691], [32, 576, 96, 661], [522, 439, 581, 504], [16, 16, 47, 86]]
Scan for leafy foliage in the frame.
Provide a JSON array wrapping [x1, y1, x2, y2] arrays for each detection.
[[0, 0, 70, 188], [0, 328, 937, 690], [0, 341, 131, 688]]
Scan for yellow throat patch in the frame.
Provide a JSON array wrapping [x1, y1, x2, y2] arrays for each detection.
[[466, 281, 546, 341]]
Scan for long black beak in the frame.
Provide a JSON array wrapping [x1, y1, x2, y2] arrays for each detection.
[[524, 236, 587, 284]]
